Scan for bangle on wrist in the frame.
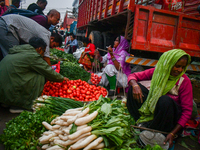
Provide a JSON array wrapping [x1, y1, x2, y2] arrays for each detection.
[[111, 57, 116, 61], [170, 133, 175, 137], [132, 85, 139, 88]]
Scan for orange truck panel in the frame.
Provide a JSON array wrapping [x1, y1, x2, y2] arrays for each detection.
[[77, 0, 200, 58]]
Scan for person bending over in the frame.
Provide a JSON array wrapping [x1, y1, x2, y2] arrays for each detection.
[[0, 14, 62, 65], [0, 37, 68, 112]]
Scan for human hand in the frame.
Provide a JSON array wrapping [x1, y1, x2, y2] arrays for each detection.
[[107, 46, 113, 54], [132, 84, 144, 103], [63, 77, 69, 81], [94, 50, 100, 56], [164, 133, 174, 148]]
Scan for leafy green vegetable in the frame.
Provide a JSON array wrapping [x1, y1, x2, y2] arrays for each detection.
[[180, 140, 189, 149], [70, 123, 78, 134], [34, 96, 83, 115], [50, 48, 78, 64], [0, 107, 57, 150], [60, 62, 91, 81], [85, 96, 136, 149], [101, 103, 112, 118]]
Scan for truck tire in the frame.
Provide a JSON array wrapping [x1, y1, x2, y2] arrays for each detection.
[[89, 31, 103, 55], [102, 32, 114, 55]]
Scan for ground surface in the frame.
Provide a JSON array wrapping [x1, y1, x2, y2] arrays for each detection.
[[0, 82, 200, 150]]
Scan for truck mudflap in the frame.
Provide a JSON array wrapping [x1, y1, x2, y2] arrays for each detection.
[[125, 56, 200, 72]]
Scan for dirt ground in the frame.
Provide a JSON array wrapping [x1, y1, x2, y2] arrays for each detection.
[[0, 81, 200, 150]]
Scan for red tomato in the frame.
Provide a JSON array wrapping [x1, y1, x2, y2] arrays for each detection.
[[81, 90, 86, 94], [86, 91, 90, 95], [77, 93, 80, 97], [67, 89, 72, 94]]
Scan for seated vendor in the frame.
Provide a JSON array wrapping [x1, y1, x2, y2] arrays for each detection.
[[78, 37, 96, 71], [127, 49, 193, 148], [66, 33, 78, 54], [94, 36, 131, 96], [0, 37, 68, 113]]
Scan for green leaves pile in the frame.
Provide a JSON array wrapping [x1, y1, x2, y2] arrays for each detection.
[[85, 96, 136, 149], [50, 48, 78, 64], [0, 107, 57, 150], [50, 48, 91, 81], [60, 61, 91, 81]]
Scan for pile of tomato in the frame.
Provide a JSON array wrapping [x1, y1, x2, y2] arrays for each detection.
[[42, 79, 107, 101], [90, 73, 102, 85]]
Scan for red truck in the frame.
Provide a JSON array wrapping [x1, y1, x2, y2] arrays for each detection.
[[76, 0, 200, 72]]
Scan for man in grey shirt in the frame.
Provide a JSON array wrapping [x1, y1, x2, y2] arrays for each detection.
[[0, 14, 62, 65]]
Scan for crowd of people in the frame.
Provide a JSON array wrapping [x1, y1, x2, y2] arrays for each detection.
[[0, 0, 67, 112], [0, 0, 196, 148]]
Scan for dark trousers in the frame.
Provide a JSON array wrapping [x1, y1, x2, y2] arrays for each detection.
[[0, 18, 19, 61], [127, 83, 182, 132]]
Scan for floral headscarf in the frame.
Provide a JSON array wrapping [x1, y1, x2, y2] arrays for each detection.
[[107, 36, 131, 76]]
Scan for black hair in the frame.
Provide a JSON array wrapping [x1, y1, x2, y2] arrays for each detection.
[[70, 33, 76, 39], [51, 32, 63, 47], [47, 9, 60, 16], [37, 0, 47, 3], [29, 37, 47, 51], [82, 37, 89, 44], [179, 55, 189, 62], [12, 0, 20, 4], [118, 35, 121, 43]]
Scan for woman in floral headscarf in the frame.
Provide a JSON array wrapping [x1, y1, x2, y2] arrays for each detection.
[[95, 35, 131, 96], [127, 49, 193, 148]]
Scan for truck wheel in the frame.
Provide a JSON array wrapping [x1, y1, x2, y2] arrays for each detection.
[[89, 31, 103, 55], [102, 32, 114, 55]]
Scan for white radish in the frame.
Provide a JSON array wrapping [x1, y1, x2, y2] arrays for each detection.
[[59, 134, 68, 141], [77, 107, 90, 118], [68, 137, 87, 150], [67, 115, 78, 125], [68, 126, 92, 140], [54, 139, 67, 147], [51, 117, 61, 125], [62, 124, 73, 134], [39, 133, 56, 144], [60, 116, 74, 121], [54, 120, 64, 125], [65, 107, 83, 113], [93, 142, 105, 149], [77, 124, 88, 130], [46, 145, 64, 150], [52, 125, 60, 129], [83, 137, 104, 150], [49, 136, 60, 142], [61, 132, 91, 146], [75, 111, 98, 126], [70, 134, 97, 150], [53, 130, 63, 135], [63, 129, 70, 134], [63, 110, 81, 116], [42, 121, 53, 130], [43, 131, 54, 136], [41, 144, 51, 149]]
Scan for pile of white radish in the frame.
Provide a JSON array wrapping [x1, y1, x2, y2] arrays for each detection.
[[39, 107, 105, 150]]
